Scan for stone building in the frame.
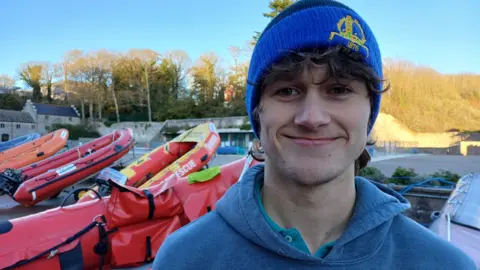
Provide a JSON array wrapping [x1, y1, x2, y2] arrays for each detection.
[[22, 99, 81, 133], [0, 109, 36, 142]]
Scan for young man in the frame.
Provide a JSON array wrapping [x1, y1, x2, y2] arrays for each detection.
[[153, 0, 476, 269]]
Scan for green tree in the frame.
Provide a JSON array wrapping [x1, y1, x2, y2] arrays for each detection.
[[252, 0, 297, 45], [264, 0, 297, 18], [0, 93, 24, 110], [19, 63, 43, 101]]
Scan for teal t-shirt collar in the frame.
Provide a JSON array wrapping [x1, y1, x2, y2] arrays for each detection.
[[255, 180, 335, 258]]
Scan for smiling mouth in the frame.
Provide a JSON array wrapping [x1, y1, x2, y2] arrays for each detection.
[[284, 135, 338, 146]]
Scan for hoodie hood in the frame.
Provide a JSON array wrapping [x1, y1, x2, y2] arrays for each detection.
[[216, 164, 411, 264]]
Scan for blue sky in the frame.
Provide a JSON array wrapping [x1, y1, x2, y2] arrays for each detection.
[[1, 0, 478, 87]]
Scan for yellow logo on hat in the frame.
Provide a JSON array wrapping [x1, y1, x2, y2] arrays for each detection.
[[329, 15, 369, 57]]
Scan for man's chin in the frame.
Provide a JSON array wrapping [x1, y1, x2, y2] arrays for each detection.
[[282, 167, 340, 187], [280, 163, 341, 187], [283, 153, 337, 167]]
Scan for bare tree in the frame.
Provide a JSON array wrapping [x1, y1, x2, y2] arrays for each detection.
[[0, 74, 17, 91], [97, 50, 122, 123], [126, 49, 160, 122], [60, 50, 83, 101], [190, 52, 220, 102], [42, 62, 54, 101], [163, 50, 191, 99]]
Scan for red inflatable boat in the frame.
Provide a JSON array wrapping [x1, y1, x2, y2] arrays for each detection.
[[0, 128, 135, 207], [74, 136, 195, 204], [0, 155, 261, 270], [77, 122, 220, 203], [0, 129, 69, 172]]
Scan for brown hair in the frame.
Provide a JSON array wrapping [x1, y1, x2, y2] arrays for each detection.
[[250, 45, 391, 174]]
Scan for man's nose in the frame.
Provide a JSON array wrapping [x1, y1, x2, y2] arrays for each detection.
[[294, 91, 331, 129]]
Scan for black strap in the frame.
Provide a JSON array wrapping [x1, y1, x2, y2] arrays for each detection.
[[94, 217, 109, 270], [4, 218, 102, 270], [143, 190, 155, 220], [144, 236, 153, 262]]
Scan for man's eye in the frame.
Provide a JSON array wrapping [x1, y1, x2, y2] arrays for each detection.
[[329, 86, 353, 95], [275, 88, 299, 96]]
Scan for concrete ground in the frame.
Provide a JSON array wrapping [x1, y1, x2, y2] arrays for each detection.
[[212, 154, 480, 177], [371, 155, 480, 177]]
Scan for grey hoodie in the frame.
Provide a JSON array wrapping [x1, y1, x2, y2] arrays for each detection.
[[153, 164, 476, 269]]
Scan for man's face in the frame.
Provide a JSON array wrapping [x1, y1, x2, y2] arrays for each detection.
[[258, 63, 370, 186]]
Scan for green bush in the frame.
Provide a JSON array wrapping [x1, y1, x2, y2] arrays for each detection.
[[431, 170, 461, 186], [48, 123, 100, 140], [359, 166, 388, 183], [392, 167, 418, 178], [103, 120, 115, 128], [388, 167, 418, 185], [240, 123, 252, 130], [359, 165, 461, 188]]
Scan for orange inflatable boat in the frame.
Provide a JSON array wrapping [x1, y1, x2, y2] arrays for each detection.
[[77, 122, 220, 203], [0, 129, 69, 172], [0, 128, 134, 207], [0, 154, 261, 270]]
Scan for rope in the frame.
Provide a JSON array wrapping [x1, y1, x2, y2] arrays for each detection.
[[4, 217, 105, 270]]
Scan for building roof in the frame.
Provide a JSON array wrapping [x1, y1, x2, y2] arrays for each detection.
[[465, 133, 480, 141], [0, 109, 35, 123], [0, 86, 21, 94], [32, 103, 79, 117]]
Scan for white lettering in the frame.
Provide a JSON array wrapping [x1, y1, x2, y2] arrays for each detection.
[[174, 160, 197, 178], [56, 164, 76, 176]]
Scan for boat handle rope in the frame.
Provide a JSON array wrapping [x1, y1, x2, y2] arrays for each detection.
[[3, 215, 109, 270], [94, 215, 118, 270], [61, 188, 102, 207]]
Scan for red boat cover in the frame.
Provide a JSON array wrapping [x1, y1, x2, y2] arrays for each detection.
[[174, 158, 251, 221], [109, 216, 183, 268], [106, 181, 183, 228]]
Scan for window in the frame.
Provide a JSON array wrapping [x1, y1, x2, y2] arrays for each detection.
[[1, 134, 8, 142], [16, 124, 20, 129], [32, 125, 36, 129], [45, 115, 49, 120], [69, 117, 72, 121], [0, 123, 4, 128]]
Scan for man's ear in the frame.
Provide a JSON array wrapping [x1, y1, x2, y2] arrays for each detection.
[[355, 149, 371, 176]]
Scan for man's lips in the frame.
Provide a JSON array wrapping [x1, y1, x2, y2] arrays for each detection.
[[283, 135, 339, 146]]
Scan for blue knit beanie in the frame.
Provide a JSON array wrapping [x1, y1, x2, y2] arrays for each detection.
[[246, 0, 383, 138]]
